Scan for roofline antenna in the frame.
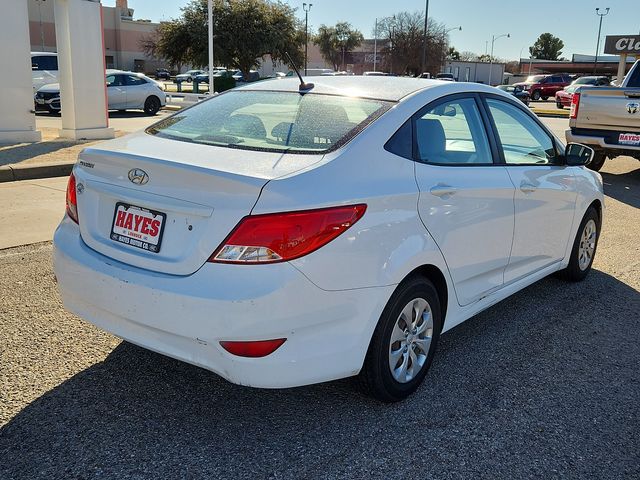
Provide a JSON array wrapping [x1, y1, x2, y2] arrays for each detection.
[[285, 52, 314, 92]]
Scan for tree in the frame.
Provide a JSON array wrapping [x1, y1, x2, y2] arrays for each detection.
[[459, 51, 479, 62], [529, 33, 564, 60], [313, 22, 364, 71], [447, 47, 460, 60], [141, 0, 305, 80], [375, 12, 446, 76]]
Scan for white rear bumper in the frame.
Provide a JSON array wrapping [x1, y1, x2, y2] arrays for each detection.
[[53, 218, 394, 388]]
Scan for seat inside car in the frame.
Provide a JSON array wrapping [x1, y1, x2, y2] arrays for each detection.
[[416, 118, 449, 164], [224, 114, 267, 139]]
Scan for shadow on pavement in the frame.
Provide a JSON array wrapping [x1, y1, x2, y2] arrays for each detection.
[[601, 163, 640, 209], [0, 138, 91, 166], [1, 271, 639, 479]]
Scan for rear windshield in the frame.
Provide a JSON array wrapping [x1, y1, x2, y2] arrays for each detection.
[[147, 90, 392, 153], [526, 75, 546, 83]]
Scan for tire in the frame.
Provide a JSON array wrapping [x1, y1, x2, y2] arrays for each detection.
[[144, 96, 161, 116], [531, 90, 541, 101], [357, 276, 442, 402], [556, 100, 563, 109], [558, 207, 600, 282], [187, 76, 193, 83], [542, 96, 549, 101], [587, 151, 606, 171]]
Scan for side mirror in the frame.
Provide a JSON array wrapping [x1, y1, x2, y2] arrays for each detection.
[[565, 143, 594, 166]]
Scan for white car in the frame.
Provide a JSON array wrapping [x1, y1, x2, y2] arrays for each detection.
[[31, 51, 59, 92], [53, 77, 603, 402], [35, 70, 166, 115], [175, 70, 205, 83]]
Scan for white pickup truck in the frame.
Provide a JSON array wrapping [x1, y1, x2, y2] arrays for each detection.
[[566, 59, 640, 171]]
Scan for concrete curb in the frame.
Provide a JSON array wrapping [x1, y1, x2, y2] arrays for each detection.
[[0, 162, 73, 183]]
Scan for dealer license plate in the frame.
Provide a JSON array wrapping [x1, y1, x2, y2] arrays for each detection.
[[110, 202, 166, 253], [619, 133, 640, 145]]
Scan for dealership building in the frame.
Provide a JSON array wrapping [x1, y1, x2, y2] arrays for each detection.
[[28, 0, 162, 73]]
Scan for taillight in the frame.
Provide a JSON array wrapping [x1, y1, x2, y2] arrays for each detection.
[[66, 172, 79, 224], [570, 92, 580, 119], [220, 339, 286, 357], [210, 204, 367, 264]]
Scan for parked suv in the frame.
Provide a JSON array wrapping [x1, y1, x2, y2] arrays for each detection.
[[514, 74, 571, 101]]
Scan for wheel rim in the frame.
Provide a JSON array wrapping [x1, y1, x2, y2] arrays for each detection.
[[578, 219, 597, 271], [145, 98, 158, 113], [388, 298, 433, 384]]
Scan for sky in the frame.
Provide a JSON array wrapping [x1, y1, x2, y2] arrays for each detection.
[[103, 0, 640, 60]]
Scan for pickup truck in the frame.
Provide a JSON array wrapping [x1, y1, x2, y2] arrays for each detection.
[[566, 60, 640, 171]]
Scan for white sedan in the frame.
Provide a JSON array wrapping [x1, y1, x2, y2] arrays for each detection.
[[35, 70, 166, 115], [53, 77, 603, 402]]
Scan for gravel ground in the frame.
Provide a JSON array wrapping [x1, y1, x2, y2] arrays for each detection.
[[1, 157, 638, 479]]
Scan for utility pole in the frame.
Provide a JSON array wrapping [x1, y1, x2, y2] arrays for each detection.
[[37, 0, 46, 51], [489, 33, 509, 86], [593, 7, 610, 75], [373, 18, 378, 72], [421, 0, 429, 74], [207, 0, 214, 90], [303, 3, 312, 75]]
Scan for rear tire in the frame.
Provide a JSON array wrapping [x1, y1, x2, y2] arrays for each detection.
[[144, 96, 161, 116], [532, 90, 541, 101], [588, 152, 606, 171], [357, 276, 442, 402], [556, 100, 563, 109], [558, 207, 600, 282]]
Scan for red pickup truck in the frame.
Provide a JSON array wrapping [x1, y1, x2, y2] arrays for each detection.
[[513, 74, 572, 101]]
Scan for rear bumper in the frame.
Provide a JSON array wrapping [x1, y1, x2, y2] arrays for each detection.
[[566, 129, 640, 153], [53, 218, 393, 388]]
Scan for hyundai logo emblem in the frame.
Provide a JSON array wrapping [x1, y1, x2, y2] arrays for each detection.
[[128, 168, 149, 185]]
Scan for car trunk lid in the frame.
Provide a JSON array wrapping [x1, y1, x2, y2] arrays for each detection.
[[73, 131, 324, 275]]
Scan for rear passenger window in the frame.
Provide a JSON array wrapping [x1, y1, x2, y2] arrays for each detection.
[[414, 98, 493, 165], [384, 120, 412, 159], [125, 75, 147, 86]]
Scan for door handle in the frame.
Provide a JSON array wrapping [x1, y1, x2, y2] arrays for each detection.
[[520, 181, 537, 193], [624, 91, 640, 98], [430, 184, 457, 197]]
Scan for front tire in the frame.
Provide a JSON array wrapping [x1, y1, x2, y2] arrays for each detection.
[[588, 151, 606, 171], [357, 276, 442, 402], [558, 207, 600, 282], [556, 100, 563, 109], [532, 90, 541, 101], [144, 96, 161, 116]]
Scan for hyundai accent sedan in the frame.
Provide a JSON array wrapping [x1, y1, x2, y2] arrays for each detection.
[[53, 77, 603, 402]]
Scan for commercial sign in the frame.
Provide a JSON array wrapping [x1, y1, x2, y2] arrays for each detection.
[[604, 35, 640, 55]]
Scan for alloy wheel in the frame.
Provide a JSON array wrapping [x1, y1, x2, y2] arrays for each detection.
[[578, 219, 597, 271], [388, 298, 433, 383]]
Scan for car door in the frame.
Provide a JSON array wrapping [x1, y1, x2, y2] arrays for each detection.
[[483, 95, 576, 283], [106, 74, 126, 109], [123, 74, 148, 109], [411, 94, 516, 306]]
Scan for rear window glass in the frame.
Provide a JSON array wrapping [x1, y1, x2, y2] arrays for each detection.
[[147, 91, 391, 153]]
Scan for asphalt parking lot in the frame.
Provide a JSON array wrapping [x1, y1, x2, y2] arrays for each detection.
[[1, 124, 638, 479]]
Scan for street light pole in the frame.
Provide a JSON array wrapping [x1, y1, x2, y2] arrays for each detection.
[[38, 0, 46, 51], [421, 0, 429, 74], [489, 33, 510, 86], [593, 7, 610, 75], [441, 26, 462, 75], [303, 3, 312, 75], [207, 0, 214, 90], [373, 17, 378, 72]]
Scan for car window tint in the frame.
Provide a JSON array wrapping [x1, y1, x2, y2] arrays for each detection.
[[147, 91, 391, 153], [125, 75, 147, 86], [384, 120, 412, 159], [487, 98, 558, 165], [415, 97, 492, 165], [32, 55, 58, 71]]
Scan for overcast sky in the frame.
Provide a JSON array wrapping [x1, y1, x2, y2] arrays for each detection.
[[103, 0, 640, 60]]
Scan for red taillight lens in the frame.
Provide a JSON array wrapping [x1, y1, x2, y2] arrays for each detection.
[[220, 339, 286, 357], [570, 92, 580, 119], [66, 172, 79, 224], [209, 204, 367, 264]]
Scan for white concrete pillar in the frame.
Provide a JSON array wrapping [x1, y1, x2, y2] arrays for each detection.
[[617, 53, 628, 83], [0, 0, 42, 143], [54, 0, 114, 140]]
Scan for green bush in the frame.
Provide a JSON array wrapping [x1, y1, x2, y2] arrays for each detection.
[[213, 76, 236, 93]]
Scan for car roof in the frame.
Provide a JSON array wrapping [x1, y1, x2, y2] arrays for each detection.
[[236, 76, 447, 102]]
